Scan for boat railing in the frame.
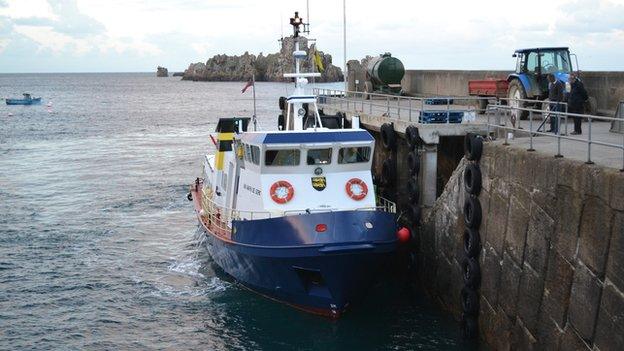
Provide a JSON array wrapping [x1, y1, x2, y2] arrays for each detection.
[[196, 185, 396, 232]]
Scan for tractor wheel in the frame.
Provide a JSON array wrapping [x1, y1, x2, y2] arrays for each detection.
[[477, 98, 488, 114], [507, 80, 529, 123]]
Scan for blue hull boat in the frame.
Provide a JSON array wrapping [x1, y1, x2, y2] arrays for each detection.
[[6, 96, 42, 105], [187, 11, 405, 318], [191, 183, 398, 317]]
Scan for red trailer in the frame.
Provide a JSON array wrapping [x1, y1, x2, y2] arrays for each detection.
[[468, 79, 509, 112]]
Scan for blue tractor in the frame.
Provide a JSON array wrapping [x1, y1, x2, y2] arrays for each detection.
[[506, 47, 577, 120]]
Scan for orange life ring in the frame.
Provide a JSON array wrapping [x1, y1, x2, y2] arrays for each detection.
[[345, 178, 368, 201], [270, 180, 294, 204]]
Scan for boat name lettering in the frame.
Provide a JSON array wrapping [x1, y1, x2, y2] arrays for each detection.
[[243, 184, 261, 195]]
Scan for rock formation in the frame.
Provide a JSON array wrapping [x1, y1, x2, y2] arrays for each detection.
[[182, 36, 343, 82], [156, 66, 169, 77]]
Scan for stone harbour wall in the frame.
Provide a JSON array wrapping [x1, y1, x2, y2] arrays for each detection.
[[419, 143, 624, 350]]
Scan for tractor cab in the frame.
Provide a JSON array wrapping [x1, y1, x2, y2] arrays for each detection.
[[509, 47, 574, 99]]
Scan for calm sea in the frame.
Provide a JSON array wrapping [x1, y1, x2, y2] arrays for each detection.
[[0, 73, 474, 350]]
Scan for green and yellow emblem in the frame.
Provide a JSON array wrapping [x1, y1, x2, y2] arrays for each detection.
[[311, 176, 326, 191]]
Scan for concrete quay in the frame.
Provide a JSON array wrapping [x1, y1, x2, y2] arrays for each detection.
[[317, 88, 624, 349]]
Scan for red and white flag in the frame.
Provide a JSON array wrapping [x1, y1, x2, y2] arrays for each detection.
[[241, 80, 254, 93]]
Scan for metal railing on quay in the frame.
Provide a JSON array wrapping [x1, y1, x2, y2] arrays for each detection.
[[486, 101, 624, 171], [313, 88, 489, 124]]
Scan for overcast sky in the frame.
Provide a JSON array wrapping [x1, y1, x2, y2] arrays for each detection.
[[1, 0, 623, 73]]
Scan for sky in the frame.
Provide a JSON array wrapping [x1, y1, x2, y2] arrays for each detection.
[[0, 0, 623, 73]]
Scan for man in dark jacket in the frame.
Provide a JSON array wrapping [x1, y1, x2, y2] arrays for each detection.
[[567, 73, 589, 135], [547, 73, 565, 134]]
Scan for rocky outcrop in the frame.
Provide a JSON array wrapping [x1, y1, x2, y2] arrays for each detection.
[[156, 66, 169, 77], [182, 35, 343, 82]]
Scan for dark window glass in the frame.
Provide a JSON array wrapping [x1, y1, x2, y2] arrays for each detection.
[[265, 149, 300, 166], [338, 147, 371, 164], [306, 148, 332, 165]]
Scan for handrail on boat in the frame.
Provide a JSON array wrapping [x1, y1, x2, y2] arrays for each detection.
[[191, 179, 396, 232]]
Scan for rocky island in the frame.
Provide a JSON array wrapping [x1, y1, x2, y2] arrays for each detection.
[[156, 66, 169, 77], [182, 36, 343, 82]]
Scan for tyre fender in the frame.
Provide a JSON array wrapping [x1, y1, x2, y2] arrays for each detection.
[[463, 163, 482, 196], [463, 228, 481, 258], [381, 158, 396, 186], [380, 123, 397, 151], [463, 195, 482, 229], [461, 313, 479, 340], [407, 176, 420, 201], [464, 133, 483, 161], [405, 125, 421, 149], [278, 96, 287, 110], [462, 257, 481, 288], [407, 150, 421, 176], [461, 286, 480, 315]]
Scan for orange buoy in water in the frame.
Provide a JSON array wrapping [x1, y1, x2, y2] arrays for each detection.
[[397, 227, 411, 243]]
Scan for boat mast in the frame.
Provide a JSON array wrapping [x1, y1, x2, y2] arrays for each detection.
[[283, 11, 321, 131]]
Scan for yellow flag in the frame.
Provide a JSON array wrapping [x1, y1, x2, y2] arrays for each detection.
[[314, 51, 324, 73]]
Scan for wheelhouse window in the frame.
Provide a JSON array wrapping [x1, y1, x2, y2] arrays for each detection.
[[338, 147, 371, 164], [243, 144, 260, 165], [265, 149, 300, 166], [306, 148, 332, 165]]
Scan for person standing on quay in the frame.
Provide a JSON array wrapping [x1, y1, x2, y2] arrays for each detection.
[[567, 73, 589, 135], [547, 73, 565, 134]]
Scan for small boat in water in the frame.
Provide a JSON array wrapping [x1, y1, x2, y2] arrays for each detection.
[[5, 93, 42, 105], [188, 12, 404, 318]]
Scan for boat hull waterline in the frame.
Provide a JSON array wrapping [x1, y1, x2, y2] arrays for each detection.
[[191, 187, 398, 318]]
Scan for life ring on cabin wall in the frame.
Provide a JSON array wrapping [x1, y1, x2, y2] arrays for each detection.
[[345, 178, 368, 201], [270, 180, 294, 204]]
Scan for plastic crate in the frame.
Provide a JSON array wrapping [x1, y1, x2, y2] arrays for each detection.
[[419, 111, 464, 124], [424, 98, 454, 105]]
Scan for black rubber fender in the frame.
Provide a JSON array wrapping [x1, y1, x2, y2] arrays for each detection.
[[407, 176, 420, 201], [462, 256, 481, 288], [464, 133, 483, 161], [463, 195, 482, 229], [463, 163, 482, 196], [381, 158, 396, 186], [461, 313, 479, 340], [380, 123, 397, 151], [407, 150, 420, 176], [461, 286, 479, 315], [405, 125, 421, 149], [278, 96, 287, 110], [187, 192, 193, 201], [463, 228, 481, 258]]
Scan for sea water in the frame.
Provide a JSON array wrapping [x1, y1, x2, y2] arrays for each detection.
[[0, 73, 479, 350]]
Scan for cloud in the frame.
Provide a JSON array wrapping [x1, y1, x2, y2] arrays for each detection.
[[556, 0, 624, 34]]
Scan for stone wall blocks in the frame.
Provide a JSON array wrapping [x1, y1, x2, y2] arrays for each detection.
[[481, 243, 502, 306], [568, 261, 603, 342], [500, 251, 523, 318], [542, 251, 575, 327], [510, 317, 538, 351], [517, 263, 546, 335], [485, 192, 509, 256], [593, 282, 624, 351], [560, 325, 593, 351], [525, 204, 555, 275], [557, 158, 590, 193], [504, 195, 530, 265], [554, 185, 584, 262], [605, 211, 624, 293], [609, 172, 624, 211], [578, 196, 614, 278]]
